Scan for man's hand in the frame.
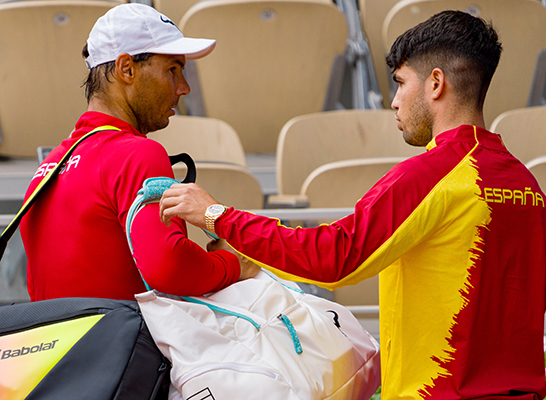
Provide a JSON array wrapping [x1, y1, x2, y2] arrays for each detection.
[[208, 239, 261, 281], [160, 183, 217, 229]]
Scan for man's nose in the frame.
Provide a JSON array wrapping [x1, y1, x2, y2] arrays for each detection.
[[391, 91, 399, 111], [177, 76, 191, 96]]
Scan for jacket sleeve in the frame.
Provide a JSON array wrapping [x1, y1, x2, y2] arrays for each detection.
[[130, 204, 241, 295], [216, 158, 447, 290]]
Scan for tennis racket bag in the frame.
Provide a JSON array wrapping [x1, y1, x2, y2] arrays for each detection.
[[0, 297, 170, 400]]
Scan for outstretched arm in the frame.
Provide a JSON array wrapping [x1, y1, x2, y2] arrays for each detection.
[[159, 158, 442, 290], [158, 181, 375, 286]]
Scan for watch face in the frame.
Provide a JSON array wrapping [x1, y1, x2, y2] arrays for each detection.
[[208, 204, 225, 216]]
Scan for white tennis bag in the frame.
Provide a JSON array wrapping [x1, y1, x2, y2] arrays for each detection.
[[135, 271, 380, 400]]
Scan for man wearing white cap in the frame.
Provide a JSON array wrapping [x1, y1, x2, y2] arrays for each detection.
[[20, 3, 258, 302]]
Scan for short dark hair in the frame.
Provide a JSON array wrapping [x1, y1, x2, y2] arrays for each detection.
[[81, 43, 153, 102], [386, 10, 502, 110]]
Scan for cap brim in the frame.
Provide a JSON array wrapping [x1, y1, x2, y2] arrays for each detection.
[[147, 37, 216, 60]]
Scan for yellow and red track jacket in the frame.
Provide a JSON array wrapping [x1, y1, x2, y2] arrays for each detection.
[[217, 125, 546, 399]]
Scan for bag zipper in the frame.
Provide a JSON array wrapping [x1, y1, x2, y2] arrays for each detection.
[[175, 362, 280, 388]]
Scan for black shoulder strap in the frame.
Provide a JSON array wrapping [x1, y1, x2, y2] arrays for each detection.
[[0, 125, 120, 261]]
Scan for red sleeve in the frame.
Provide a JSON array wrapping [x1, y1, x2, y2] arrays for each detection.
[[215, 154, 453, 285], [130, 204, 241, 295], [216, 207, 355, 283]]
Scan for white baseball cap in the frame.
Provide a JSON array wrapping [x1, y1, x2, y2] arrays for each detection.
[[85, 3, 216, 69]]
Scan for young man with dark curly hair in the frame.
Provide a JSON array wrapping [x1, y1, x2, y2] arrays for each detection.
[[160, 10, 546, 398]]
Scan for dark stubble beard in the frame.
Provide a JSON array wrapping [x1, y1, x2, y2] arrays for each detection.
[[402, 93, 434, 147]]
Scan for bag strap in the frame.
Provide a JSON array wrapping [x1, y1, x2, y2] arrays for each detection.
[[0, 125, 121, 261]]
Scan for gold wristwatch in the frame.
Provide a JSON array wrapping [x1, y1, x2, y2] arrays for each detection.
[[205, 204, 227, 235]]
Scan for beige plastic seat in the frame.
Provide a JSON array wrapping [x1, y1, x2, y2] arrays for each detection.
[[359, 0, 401, 108], [301, 157, 407, 208], [154, 0, 201, 34], [171, 161, 264, 248], [0, 0, 122, 158], [526, 156, 546, 192], [0, 0, 126, 3], [489, 106, 546, 164], [179, 0, 348, 153], [171, 162, 264, 212], [269, 109, 423, 207], [171, 162, 264, 210], [382, 0, 546, 127], [148, 115, 246, 166]]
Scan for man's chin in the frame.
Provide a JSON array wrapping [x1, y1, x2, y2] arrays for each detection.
[[403, 132, 429, 147], [148, 119, 170, 134], [406, 141, 427, 148]]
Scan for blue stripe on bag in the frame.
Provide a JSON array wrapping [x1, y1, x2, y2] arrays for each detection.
[[181, 297, 262, 331]]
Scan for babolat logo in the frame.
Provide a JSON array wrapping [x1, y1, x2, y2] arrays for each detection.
[[1, 339, 59, 360]]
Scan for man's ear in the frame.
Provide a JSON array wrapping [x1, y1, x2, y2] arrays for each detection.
[[429, 67, 446, 100], [115, 53, 135, 84]]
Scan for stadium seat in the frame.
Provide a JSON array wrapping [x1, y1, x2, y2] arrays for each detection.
[[301, 157, 407, 208], [173, 162, 264, 210], [0, 0, 122, 158], [156, 0, 334, 26], [489, 106, 546, 164], [269, 109, 423, 207], [526, 155, 546, 191], [0, 0, 126, 3], [148, 115, 247, 166], [382, 0, 546, 127], [171, 161, 264, 248], [179, 0, 348, 153], [154, 0, 200, 34]]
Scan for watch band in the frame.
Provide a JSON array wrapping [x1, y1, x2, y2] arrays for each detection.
[[205, 204, 227, 235]]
